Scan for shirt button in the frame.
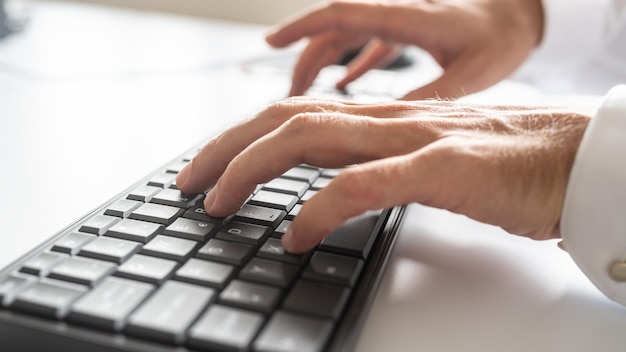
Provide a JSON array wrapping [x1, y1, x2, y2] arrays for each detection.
[[609, 261, 626, 282]]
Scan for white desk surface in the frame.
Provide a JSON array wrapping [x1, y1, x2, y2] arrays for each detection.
[[1, 2, 626, 352]]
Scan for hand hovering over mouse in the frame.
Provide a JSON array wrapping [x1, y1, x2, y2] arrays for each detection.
[[176, 97, 590, 253], [265, 0, 544, 100]]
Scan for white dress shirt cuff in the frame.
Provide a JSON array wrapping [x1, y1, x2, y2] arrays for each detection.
[[562, 85, 626, 305]]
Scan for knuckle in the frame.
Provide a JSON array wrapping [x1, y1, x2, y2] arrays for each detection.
[[282, 112, 325, 136], [259, 98, 307, 126], [264, 98, 300, 115], [481, 115, 512, 134], [421, 137, 458, 157], [198, 138, 218, 155]]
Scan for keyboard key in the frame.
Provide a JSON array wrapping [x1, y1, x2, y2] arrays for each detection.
[[321, 168, 344, 178], [196, 239, 255, 266], [106, 218, 162, 243], [11, 279, 87, 319], [310, 177, 332, 190], [163, 217, 218, 242], [79, 214, 120, 235], [129, 203, 183, 225], [115, 254, 177, 284], [48, 257, 116, 287], [174, 258, 234, 289], [282, 166, 320, 184], [127, 185, 161, 202], [258, 238, 310, 265], [20, 252, 67, 276], [253, 311, 333, 352], [274, 220, 291, 237], [283, 280, 350, 320], [68, 276, 154, 331], [51, 232, 96, 255], [249, 190, 298, 212], [216, 221, 272, 246], [286, 204, 303, 221], [188, 305, 264, 352], [239, 258, 299, 288], [303, 252, 364, 287], [0, 274, 36, 307], [233, 205, 286, 228], [78, 236, 141, 264], [104, 199, 142, 218], [166, 160, 188, 174], [150, 189, 203, 208], [146, 172, 176, 188], [220, 279, 281, 314], [141, 235, 197, 262], [126, 280, 214, 344], [319, 210, 383, 259], [299, 190, 317, 203], [263, 178, 309, 197]]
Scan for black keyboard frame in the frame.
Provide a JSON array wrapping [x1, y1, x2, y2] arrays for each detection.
[[0, 138, 406, 352]]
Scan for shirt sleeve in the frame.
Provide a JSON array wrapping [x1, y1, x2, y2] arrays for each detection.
[[561, 85, 626, 306]]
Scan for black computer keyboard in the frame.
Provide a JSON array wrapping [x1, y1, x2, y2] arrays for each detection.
[[0, 66, 407, 352]]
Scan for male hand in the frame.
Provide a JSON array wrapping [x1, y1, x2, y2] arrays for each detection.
[[176, 97, 589, 253], [266, 0, 544, 100]]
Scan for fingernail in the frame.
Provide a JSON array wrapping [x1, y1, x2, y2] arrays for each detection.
[[176, 161, 191, 189], [204, 184, 218, 212]]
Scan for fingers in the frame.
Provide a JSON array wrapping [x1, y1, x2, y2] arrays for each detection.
[[335, 39, 401, 90], [178, 97, 534, 196], [281, 140, 471, 253], [176, 97, 425, 194], [282, 155, 423, 253], [175, 119, 274, 194], [203, 112, 430, 217], [288, 32, 365, 96], [176, 98, 349, 193], [267, 0, 539, 102]]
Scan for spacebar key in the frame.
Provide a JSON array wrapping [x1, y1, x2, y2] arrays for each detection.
[[319, 210, 385, 259]]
